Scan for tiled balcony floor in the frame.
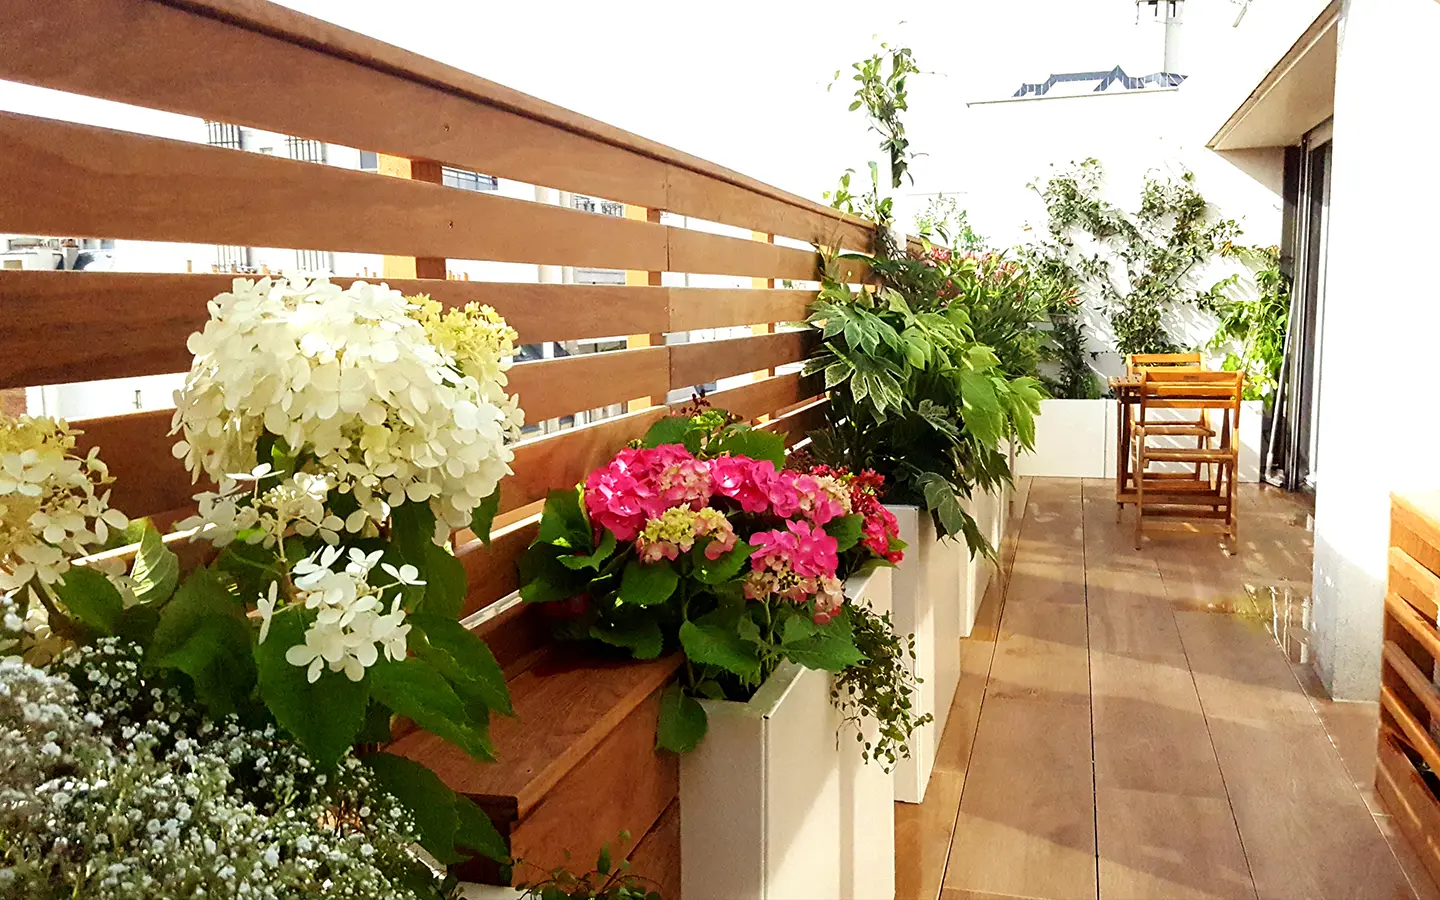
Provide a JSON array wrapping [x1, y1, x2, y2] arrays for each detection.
[[898, 477, 1438, 900]]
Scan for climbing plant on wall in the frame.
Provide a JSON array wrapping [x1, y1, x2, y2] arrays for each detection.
[[1030, 158, 1243, 358]]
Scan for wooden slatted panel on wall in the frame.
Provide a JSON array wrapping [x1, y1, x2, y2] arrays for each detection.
[[1376, 492, 1440, 889], [0, 0, 868, 620]]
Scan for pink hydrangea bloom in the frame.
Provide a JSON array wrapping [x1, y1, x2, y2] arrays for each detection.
[[790, 473, 848, 525], [583, 445, 710, 541], [710, 455, 772, 513], [744, 520, 842, 621]]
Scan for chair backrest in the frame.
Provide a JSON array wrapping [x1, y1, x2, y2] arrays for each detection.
[[1127, 351, 1202, 375], [1139, 369, 1244, 438]]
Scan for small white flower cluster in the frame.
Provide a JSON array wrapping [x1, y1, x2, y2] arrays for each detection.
[[0, 641, 441, 900], [262, 547, 422, 683], [0, 415, 128, 591], [171, 277, 522, 541]]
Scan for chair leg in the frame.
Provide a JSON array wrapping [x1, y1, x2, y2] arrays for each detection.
[[1134, 447, 1145, 550]]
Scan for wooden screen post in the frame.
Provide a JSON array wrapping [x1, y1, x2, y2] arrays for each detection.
[[625, 204, 664, 412], [377, 154, 445, 280]]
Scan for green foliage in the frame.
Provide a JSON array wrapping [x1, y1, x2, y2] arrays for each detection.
[[1208, 245, 1290, 401], [253, 608, 370, 769], [656, 684, 707, 755], [831, 43, 920, 190], [803, 253, 1043, 549], [914, 194, 986, 254], [832, 603, 933, 770], [1030, 158, 1243, 357], [364, 753, 509, 866], [515, 833, 662, 900]]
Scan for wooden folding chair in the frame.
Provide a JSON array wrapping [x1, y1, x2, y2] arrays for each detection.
[[1132, 370, 1243, 549], [1126, 352, 1212, 479]]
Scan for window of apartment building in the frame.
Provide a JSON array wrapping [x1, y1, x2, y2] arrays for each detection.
[[215, 244, 251, 273], [285, 136, 327, 164], [205, 120, 243, 149], [442, 167, 498, 192], [571, 194, 625, 217], [359, 150, 379, 171], [293, 249, 332, 274]]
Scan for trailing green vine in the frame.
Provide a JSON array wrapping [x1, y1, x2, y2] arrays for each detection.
[[1030, 158, 1242, 358], [832, 604, 932, 770]]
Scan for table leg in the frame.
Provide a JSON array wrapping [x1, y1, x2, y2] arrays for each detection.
[[1115, 395, 1129, 517]]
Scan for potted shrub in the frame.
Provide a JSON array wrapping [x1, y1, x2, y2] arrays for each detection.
[[0, 278, 527, 894], [802, 251, 1042, 801], [519, 407, 924, 900]]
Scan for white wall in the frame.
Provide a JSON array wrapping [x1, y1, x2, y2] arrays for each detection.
[[1310, 0, 1440, 701]]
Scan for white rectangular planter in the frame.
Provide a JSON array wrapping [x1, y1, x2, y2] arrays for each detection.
[[1018, 398, 1109, 478], [885, 505, 960, 804], [679, 568, 895, 900]]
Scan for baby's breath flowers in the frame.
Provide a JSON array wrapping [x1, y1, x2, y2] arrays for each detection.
[[0, 415, 127, 591], [0, 641, 446, 900], [171, 277, 522, 539]]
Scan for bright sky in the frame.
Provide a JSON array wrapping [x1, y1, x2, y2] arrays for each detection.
[[268, 0, 1157, 202]]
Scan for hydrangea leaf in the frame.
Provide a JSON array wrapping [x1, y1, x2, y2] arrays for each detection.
[[364, 752, 464, 864], [455, 796, 510, 864], [782, 631, 865, 672], [823, 515, 864, 553], [537, 488, 590, 550], [641, 416, 693, 449], [690, 540, 756, 586], [656, 684, 708, 754], [254, 608, 370, 769], [128, 521, 180, 605], [410, 614, 513, 717], [469, 487, 502, 546], [679, 617, 760, 680], [415, 541, 466, 619], [369, 656, 494, 762], [153, 616, 255, 716], [50, 565, 123, 634], [712, 427, 785, 468], [559, 528, 616, 571], [618, 559, 679, 607], [589, 616, 664, 660]]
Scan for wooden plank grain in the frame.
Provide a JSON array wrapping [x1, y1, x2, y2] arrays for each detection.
[[504, 409, 668, 513], [0, 112, 669, 272], [72, 410, 200, 519], [669, 331, 812, 389], [667, 287, 815, 333], [0, 271, 671, 389], [688, 372, 821, 424], [0, 0, 872, 247], [510, 348, 668, 424]]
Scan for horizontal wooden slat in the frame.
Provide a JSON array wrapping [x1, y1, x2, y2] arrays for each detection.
[[390, 647, 680, 813], [1382, 641, 1440, 728], [760, 397, 830, 448], [71, 410, 200, 518], [510, 348, 668, 423], [664, 165, 872, 251], [668, 228, 821, 281], [669, 332, 813, 389], [1385, 591, 1440, 662], [457, 522, 538, 619], [0, 271, 671, 389], [503, 409, 668, 514], [0, 112, 672, 271], [1381, 684, 1440, 778], [685, 372, 822, 424], [0, 0, 872, 249], [667, 288, 815, 333], [1390, 546, 1440, 622]]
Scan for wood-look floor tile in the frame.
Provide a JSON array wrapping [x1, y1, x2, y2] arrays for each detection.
[[896, 770, 964, 900], [944, 694, 1096, 900], [1096, 788, 1256, 900]]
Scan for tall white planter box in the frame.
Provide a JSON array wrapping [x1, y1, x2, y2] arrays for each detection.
[[885, 505, 960, 804], [954, 487, 1005, 637], [1018, 398, 1109, 478], [680, 568, 896, 900]]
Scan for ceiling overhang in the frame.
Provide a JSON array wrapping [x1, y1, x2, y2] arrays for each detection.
[[1209, 1, 1339, 150]]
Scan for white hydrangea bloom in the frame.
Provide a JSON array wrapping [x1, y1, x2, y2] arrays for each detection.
[[0, 415, 128, 592], [170, 277, 522, 540], [272, 547, 418, 683]]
